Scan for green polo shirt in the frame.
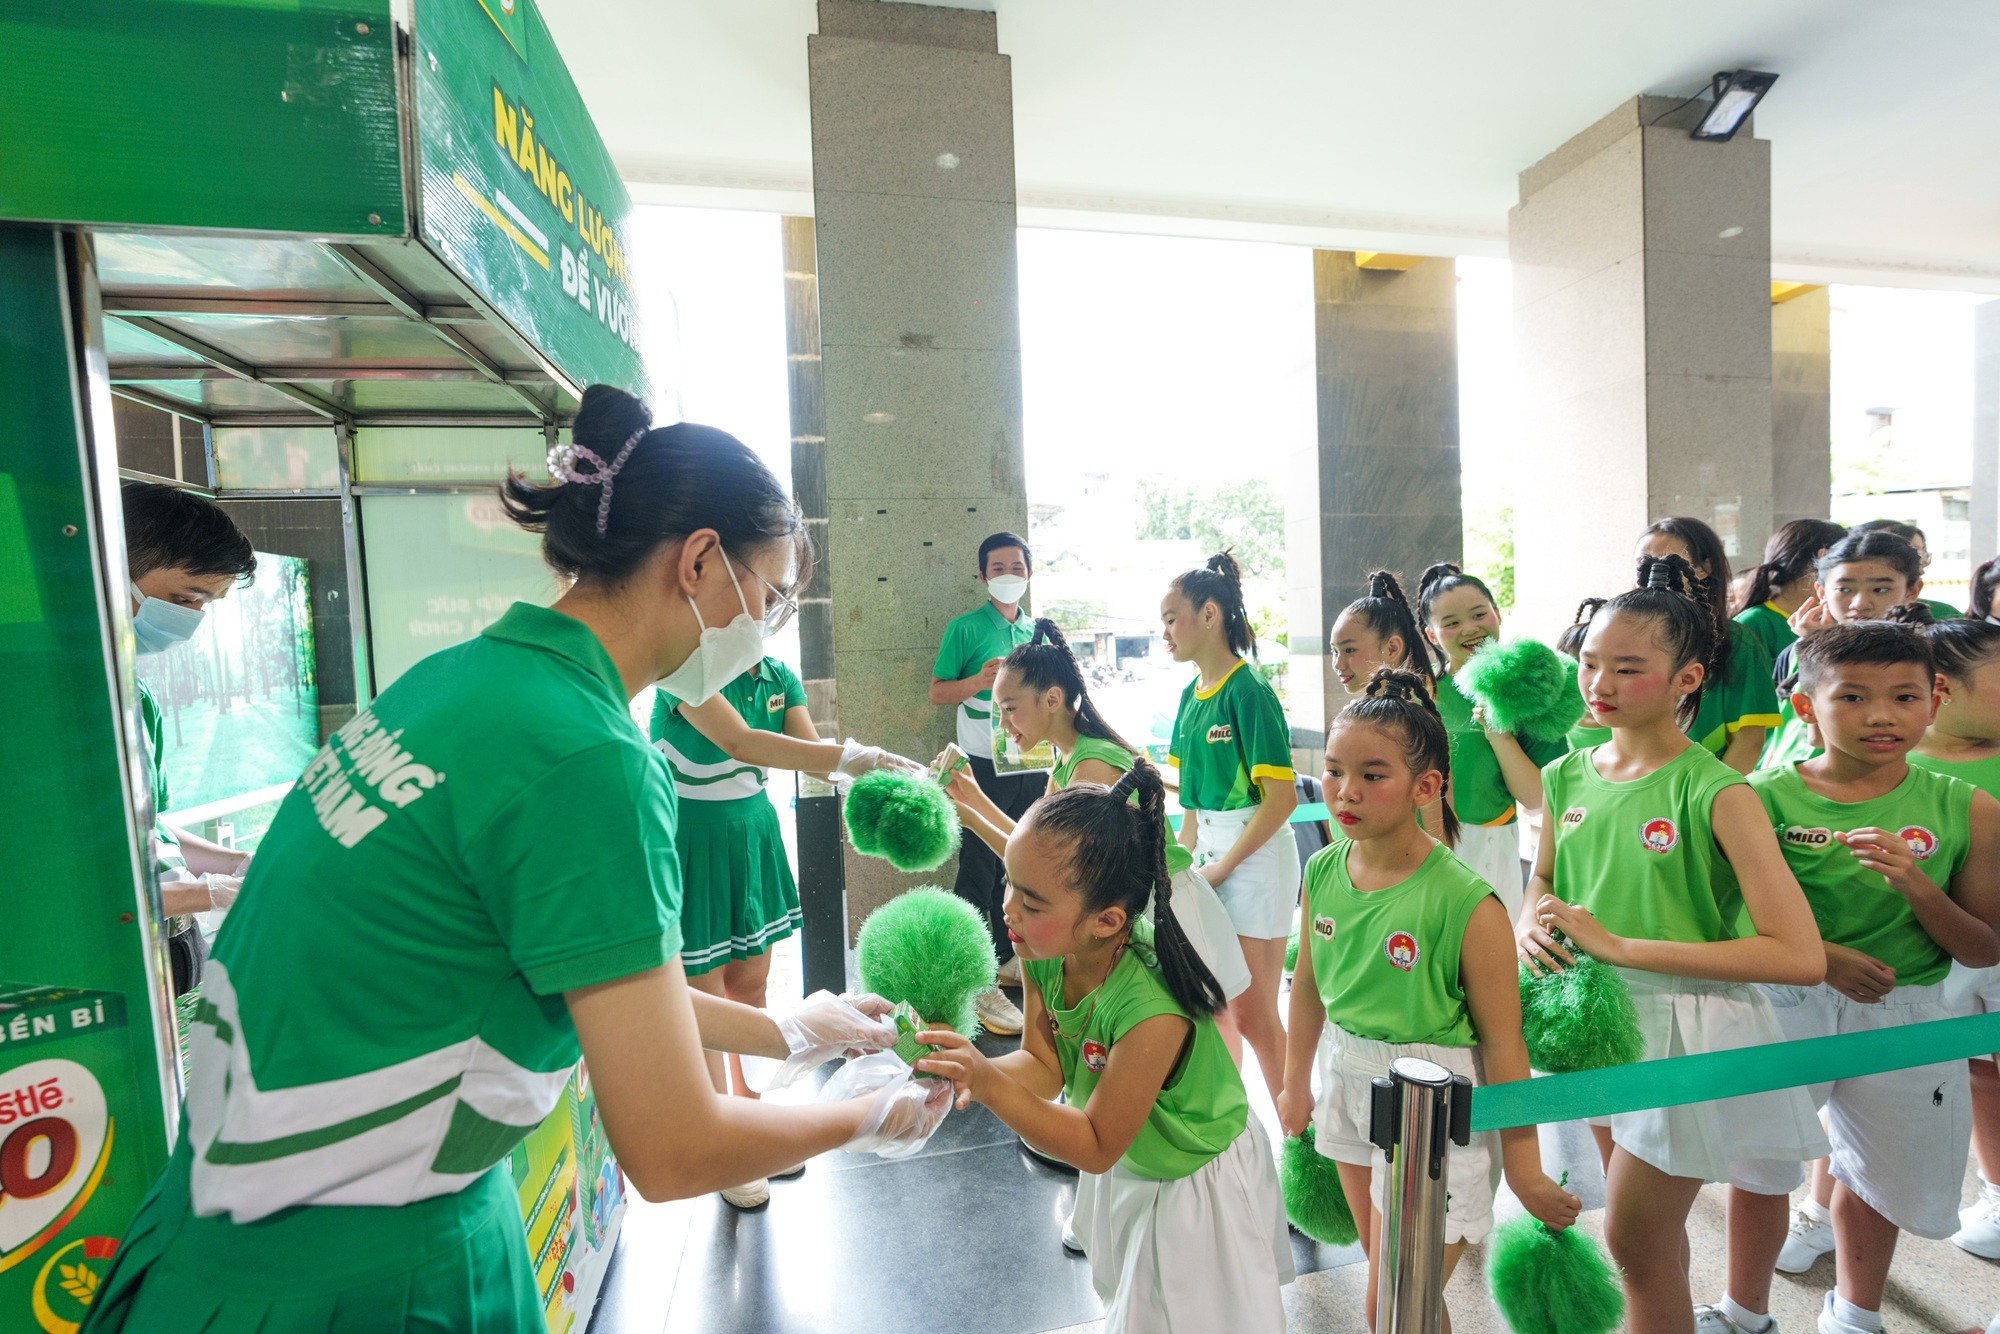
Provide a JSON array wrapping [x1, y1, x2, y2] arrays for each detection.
[[1688, 623, 1782, 758], [183, 602, 681, 1222], [934, 601, 1035, 759], [651, 656, 806, 802]]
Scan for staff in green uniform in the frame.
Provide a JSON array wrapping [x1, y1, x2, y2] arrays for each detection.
[[85, 387, 947, 1333], [651, 656, 917, 1210], [1732, 518, 1848, 666], [1637, 518, 1782, 773], [121, 482, 259, 993], [930, 532, 1042, 1037]]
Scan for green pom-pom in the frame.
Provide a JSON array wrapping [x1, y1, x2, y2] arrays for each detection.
[[1280, 1125, 1357, 1246], [1521, 952, 1644, 1073], [1487, 1214, 1624, 1334], [1285, 920, 1301, 973], [1457, 638, 1584, 743], [843, 769, 961, 873], [856, 887, 998, 1035]]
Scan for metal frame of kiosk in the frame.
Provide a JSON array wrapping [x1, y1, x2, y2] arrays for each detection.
[[1, 2, 644, 1328]]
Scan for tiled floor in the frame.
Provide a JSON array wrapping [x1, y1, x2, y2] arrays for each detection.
[[589, 939, 2000, 1333]]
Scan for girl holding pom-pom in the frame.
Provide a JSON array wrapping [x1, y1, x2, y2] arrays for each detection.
[[1278, 669, 1578, 1333], [1519, 555, 1826, 1333], [919, 760, 1293, 1333], [1417, 563, 1568, 916]]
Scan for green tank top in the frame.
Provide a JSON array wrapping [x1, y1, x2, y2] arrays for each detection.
[[1542, 742, 1748, 945], [1909, 746, 2000, 800], [1022, 919, 1249, 1180], [1302, 840, 1493, 1047], [1050, 735, 1136, 790], [1568, 721, 1611, 754], [1437, 671, 1569, 827], [1750, 763, 1974, 986]]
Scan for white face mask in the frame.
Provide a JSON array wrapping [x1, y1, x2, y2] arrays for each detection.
[[130, 582, 204, 656], [987, 574, 1029, 605], [657, 555, 768, 705]]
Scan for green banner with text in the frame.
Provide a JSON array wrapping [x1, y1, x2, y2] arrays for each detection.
[[412, 0, 648, 398]]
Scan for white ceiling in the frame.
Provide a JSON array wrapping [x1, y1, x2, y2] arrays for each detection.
[[543, 0, 2000, 289]]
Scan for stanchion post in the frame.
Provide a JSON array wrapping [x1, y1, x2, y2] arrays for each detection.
[[1370, 1057, 1474, 1333]]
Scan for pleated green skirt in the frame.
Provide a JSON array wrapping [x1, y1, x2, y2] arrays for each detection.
[[675, 793, 801, 977], [83, 1136, 542, 1333]]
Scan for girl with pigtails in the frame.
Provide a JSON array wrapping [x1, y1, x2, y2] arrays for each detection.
[[1278, 668, 1579, 1333], [1518, 555, 1826, 1332], [919, 759, 1293, 1333], [1160, 552, 1300, 1102]]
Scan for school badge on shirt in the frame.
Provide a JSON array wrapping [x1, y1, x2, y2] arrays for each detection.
[[1899, 825, 1939, 860], [1082, 1039, 1109, 1073], [1640, 818, 1679, 853], [1383, 931, 1419, 971]]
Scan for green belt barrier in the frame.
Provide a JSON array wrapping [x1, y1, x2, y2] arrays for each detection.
[[1471, 1009, 2000, 1133], [1167, 802, 1329, 832]]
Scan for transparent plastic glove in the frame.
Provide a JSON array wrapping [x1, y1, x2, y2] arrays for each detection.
[[831, 739, 926, 790], [201, 874, 242, 912], [826, 1050, 953, 1159], [762, 990, 899, 1092]]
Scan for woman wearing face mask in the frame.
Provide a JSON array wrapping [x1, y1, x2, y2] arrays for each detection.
[[83, 387, 944, 1334], [122, 481, 259, 993]]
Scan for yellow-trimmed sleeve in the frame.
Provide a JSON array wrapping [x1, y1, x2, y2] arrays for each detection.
[[1250, 763, 1296, 786], [1727, 713, 1782, 734]]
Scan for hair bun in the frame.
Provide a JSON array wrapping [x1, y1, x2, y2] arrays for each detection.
[[1417, 562, 1462, 595], [1367, 570, 1392, 599], [1206, 550, 1243, 586], [1364, 666, 1426, 702], [572, 384, 652, 452]]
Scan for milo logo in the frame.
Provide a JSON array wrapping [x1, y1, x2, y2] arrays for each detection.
[[0, 1059, 113, 1283], [1900, 825, 1940, 861], [1560, 806, 1587, 831], [1640, 818, 1679, 853], [766, 695, 787, 715], [1205, 724, 1234, 745], [1312, 915, 1336, 942], [1384, 931, 1419, 972], [1783, 826, 1833, 849]]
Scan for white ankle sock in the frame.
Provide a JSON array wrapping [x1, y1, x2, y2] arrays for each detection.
[[1721, 1295, 1771, 1332], [1832, 1294, 1883, 1331], [1801, 1197, 1831, 1223], [1982, 1174, 2000, 1208]]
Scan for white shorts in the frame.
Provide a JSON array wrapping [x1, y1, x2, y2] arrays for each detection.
[[1589, 968, 1830, 1184], [1090, 1117, 1294, 1334], [1731, 981, 1971, 1238], [1193, 806, 1303, 940], [1945, 962, 2000, 1021], [1154, 867, 1253, 1001], [1454, 819, 1525, 920], [1312, 1024, 1500, 1245]]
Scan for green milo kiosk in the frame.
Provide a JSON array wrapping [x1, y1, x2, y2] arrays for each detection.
[[0, 1, 647, 1329]]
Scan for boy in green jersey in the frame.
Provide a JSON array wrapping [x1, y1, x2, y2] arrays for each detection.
[[1716, 623, 2000, 1334]]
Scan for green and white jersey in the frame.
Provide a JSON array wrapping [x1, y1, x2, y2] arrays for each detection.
[[650, 656, 806, 802], [184, 604, 681, 1223], [1688, 623, 1782, 758], [1167, 660, 1294, 812], [1733, 603, 1797, 668], [1751, 763, 1974, 986], [1022, 918, 1248, 1180], [934, 602, 1034, 759], [1437, 672, 1569, 828], [1302, 840, 1493, 1048], [1543, 743, 1747, 946]]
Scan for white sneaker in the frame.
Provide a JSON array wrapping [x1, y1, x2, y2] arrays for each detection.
[[1816, 1293, 1875, 1334], [1954, 1194, 2000, 1259], [1061, 1214, 1085, 1255], [996, 956, 1023, 987], [1695, 1305, 1773, 1333], [1776, 1206, 1835, 1273], [720, 1178, 770, 1210], [976, 986, 1024, 1036]]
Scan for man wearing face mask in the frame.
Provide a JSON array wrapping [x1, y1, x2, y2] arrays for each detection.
[[121, 482, 258, 995], [929, 532, 1042, 1036]]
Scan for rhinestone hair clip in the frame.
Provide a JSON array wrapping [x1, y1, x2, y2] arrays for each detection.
[[546, 428, 646, 534]]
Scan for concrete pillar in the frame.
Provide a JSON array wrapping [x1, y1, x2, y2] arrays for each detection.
[[1771, 285, 1831, 528], [1289, 252, 1461, 733], [1509, 97, 1772, 638], [807, 0, 1029, 935], [1973, 299, 2000, 567]]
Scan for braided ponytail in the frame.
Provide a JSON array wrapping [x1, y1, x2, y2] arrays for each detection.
[[1173, 551, 1257, 658], [1556, 597, 1608, 660], [1036, 759, 1226, 1017], [1601, 554, 1714, 727], [1339, 570, 1436, 691], [1004, 618, 1135, 753], [1334, 667, 1460, 845]]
